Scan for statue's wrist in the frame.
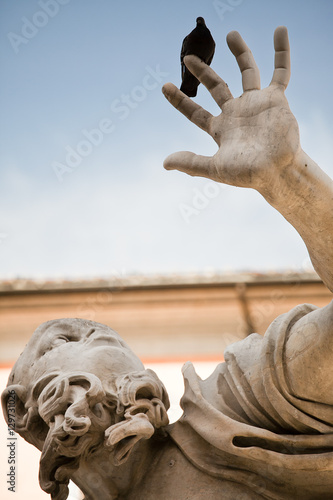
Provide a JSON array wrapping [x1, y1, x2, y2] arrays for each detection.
[[258, 150, 317, 211]]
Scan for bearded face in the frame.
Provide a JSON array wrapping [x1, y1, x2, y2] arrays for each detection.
[[2, 319, 170, 500]]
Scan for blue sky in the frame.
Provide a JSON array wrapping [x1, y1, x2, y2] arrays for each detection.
[[1, 0, 333, 279]]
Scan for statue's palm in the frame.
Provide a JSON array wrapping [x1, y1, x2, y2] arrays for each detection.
[[212, 87, 300, 188]]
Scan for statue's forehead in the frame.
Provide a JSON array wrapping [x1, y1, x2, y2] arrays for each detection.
[[24, 319, 125, 357], [9, 318, 140, 386], [34, 318, 119, 340]]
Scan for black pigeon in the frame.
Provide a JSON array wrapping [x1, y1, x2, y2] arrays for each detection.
[[180, 17, 215, 97]]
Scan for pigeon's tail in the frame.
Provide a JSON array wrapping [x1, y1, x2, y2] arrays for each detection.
[[180, 67, 199, 97]]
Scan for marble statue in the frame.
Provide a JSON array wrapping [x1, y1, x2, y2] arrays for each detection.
[[2, 26, 333, 499]]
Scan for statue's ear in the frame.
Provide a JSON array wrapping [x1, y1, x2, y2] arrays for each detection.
[[1, 384, 47, 451]]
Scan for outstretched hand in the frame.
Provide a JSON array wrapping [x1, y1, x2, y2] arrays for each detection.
[[162, 26, 299, 193]]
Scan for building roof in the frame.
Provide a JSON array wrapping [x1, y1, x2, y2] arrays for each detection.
[[0, 271, 321, 294]]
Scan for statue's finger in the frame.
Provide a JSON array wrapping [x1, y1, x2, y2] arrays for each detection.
[[182, 55, 233, 108], [270, 26, 290, 89], [163, 151, 216, 180], [226, 31, 261, 91], [162, 83, 213, 133]]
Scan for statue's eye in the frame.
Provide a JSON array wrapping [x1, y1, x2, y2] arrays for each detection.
[[52, 336, 70, 346], [39, 334, 78, 356]]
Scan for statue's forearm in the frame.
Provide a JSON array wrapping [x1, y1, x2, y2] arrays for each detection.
[[259, 150, 333, 292]]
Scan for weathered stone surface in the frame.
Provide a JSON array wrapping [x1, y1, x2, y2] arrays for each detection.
[[2, 26, 333, 499]]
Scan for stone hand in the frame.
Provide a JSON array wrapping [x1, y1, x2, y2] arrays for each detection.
[[162, 26, 297, 193], [163, 26, 333, 292]]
